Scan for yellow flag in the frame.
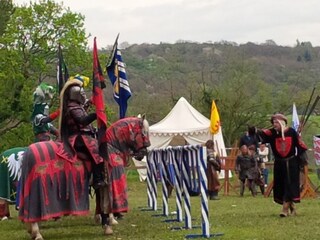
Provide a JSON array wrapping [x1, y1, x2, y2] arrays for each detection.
[[210, 100, 220, 134]]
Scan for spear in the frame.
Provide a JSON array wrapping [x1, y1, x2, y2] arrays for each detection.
[[300, 87, 316, 128], [301, 95, 320, 133]]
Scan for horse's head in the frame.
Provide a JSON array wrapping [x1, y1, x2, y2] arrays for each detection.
[[130, 114, 150, 160], [107, 115, 150, 160]]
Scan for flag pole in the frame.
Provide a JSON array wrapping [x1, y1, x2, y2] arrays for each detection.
[[106, 33, 119, 68], [114, 35, 120, 119], [116, 58, 120, 119]]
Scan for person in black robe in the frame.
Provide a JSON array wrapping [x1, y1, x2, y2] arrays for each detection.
[[258, 113, 308, 217]]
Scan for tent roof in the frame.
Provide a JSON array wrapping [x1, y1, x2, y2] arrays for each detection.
[[150, 97, 210, 136]]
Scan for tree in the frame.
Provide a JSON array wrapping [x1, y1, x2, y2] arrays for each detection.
[[0, 0, 14, 36], [203, 59, 273, 146], [0, 0, 90, 149]]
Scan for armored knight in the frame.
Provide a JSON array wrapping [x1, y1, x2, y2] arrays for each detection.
[[31, 83, 59, 142], [59, 75, 105, 189]]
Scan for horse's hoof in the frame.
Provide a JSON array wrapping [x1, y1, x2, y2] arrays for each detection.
[[110, 217, 118, 225], [34, 235, 44, 240], [103, 225, 113, 235], [279, 212, 288, 217], [31, 233, 43, 240]]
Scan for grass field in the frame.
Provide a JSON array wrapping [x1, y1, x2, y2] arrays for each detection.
[[2, 170, 320, 240]]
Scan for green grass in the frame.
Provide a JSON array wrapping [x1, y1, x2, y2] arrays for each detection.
[[2, 170, 320, 240]]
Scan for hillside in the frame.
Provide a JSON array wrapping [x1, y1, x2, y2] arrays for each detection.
[[103, 41, 320, 146], [112, 41, 320, 117]]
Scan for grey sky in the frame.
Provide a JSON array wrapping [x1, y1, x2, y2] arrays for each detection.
[[14, 0, 320, 48]]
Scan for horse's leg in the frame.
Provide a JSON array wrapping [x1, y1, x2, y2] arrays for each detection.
[[29, 222, 43, 240], [25, 222, 42, 240], [101, 213, 113, 235], [94, 213, 101, 225], [94, 189, 101, 224], [109, 213, 118, 225], [25, 222, 32, 236], [98, 186, 113, 235], [0, 200, 9, 220]]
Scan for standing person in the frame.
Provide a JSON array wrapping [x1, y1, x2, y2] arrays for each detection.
[[235, 145, 259, 197], [250, 145, 265, 195], [257, 113, 308, 217], [59, 75, 106, 190], [205, 140, 221, 200], [258, 143, 269, 187], [239, 126, 259, 152]]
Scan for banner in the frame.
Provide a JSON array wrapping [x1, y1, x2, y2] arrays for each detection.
[[313, 135, 320, 166], [210, 100, 220, 135], [92, 37, 108, 158], [292, 103, 300, 133], [106, 34, 131, 119], [57, 43, 69, 93]]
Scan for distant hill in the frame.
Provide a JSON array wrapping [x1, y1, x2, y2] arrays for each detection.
[[102, 41, 320, 146], [107, 41, 320, 122]]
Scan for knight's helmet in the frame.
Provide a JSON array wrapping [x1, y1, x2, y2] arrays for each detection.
[[68, 85, 86, 104], [33, 83, 55, 105], [59, 74, 90, 136], [62, 74, 90, 104], [31, 83, 55, 121]]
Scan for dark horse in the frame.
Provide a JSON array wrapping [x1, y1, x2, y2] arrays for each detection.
[[18, 116, 150, 240]]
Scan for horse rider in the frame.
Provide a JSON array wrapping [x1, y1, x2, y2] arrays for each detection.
[[59, 75, 105, 190], [15, 83, 60, 210], [31, 83, 59, 142]]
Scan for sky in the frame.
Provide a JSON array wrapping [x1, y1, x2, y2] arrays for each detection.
[[13, 0, 320, 48]]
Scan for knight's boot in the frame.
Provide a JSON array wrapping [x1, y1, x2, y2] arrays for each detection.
[[280, 202, 290, 217], [250, 182, 257, 197], [92, 163, 106, 190], [210, 191, 220, 200], [167, 182, 173, 198], [240, 181, 245, 197], [289, 202, 297, 216], [260, 185, 265, 195]]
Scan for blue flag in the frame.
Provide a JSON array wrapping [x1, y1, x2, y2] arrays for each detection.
[[106, 35, 131, 119]]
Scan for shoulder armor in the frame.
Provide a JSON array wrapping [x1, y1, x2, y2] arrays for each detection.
[[33, 114, 45, 126]]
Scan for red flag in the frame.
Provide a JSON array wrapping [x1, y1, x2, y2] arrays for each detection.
[[92, 37, 108, 157]]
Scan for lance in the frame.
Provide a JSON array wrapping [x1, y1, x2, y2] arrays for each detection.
[[300, 95, 320, 133], [300, 87, 316, 127]]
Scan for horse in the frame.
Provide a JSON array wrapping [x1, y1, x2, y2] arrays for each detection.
[[0, 147, 26, 220], [16, 116, 150, 240]]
